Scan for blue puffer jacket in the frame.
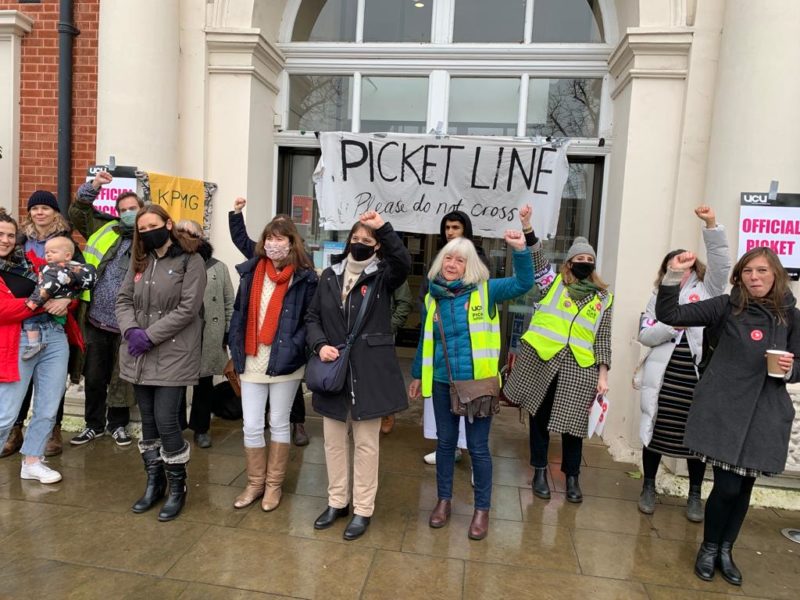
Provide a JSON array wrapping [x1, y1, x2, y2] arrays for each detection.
[[229, 256, 318, 376], [412, 248, 533, 383]]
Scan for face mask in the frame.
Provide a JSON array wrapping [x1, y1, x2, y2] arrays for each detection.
[[119, 210, 137, 228], [264, 240, 290, 262], [570, 261, 595, 281], [349, 242, 376, 262], [139, 226, 170, 252]]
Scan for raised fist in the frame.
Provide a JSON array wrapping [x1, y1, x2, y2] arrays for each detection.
[[668, 251, 696, 272], [234, 197, 247, 214]]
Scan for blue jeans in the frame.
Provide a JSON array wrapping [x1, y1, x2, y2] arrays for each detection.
[[432, 380, 493, 510], [0, 320, 69, 457]]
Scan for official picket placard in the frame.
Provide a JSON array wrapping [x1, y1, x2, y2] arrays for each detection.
[[85, 165, 138, 218], [739, 192, 800, 278], [314, 132, 570, 238], [148, 173, 206, 224]]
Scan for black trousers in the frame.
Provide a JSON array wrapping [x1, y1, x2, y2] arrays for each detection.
[[189, 376, 214, 434], [704, 466, 756, 544], [642, 446, 706, 486], [135, 385, 185, 453], [83, 323, 129, 432], [529, 377, 583, 476]]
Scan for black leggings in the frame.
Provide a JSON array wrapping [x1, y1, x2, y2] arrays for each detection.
[[642, 446, 706, 487], [135, 385, 185, 453], [703, 467, 756, 544]]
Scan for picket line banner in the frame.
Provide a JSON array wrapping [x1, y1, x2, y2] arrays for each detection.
[[85, 165, 138, 218], [148, 172, 206, 225], [314, 132, 570, 238], [738, 192, 800, 275]]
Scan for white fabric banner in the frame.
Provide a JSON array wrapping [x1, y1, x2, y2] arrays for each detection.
[[314, 132, 570, 238]]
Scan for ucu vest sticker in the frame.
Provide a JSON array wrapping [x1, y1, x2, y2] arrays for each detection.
[[751, 330, 763, 341], [470, 303, 484, 319], [585, 305, 598, 319], [689, 293, 700, 303]]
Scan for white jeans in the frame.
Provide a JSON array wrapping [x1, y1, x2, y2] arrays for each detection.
[[241, 380, 301, 447]]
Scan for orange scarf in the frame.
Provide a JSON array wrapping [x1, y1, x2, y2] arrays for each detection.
[[245, 259, 294, 356]]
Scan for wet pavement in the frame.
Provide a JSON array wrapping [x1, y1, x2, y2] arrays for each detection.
[[0, 404, 798, 599]]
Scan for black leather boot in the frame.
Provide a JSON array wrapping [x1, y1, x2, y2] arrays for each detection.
[[686, 484, 704, 523], [314, 505, 350, 530], [532, 467, 551, 500], [638, 478, 656, 514], [717, 542, 742, 586], [131, 448, 166, 514], [694, 541, 719, 581], [343, 515, 371, 540], [565, 475, 583, 503], [158, 463, 187, 522]]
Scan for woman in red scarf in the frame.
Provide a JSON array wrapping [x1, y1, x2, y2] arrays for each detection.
[[228, 216, 318, 511]]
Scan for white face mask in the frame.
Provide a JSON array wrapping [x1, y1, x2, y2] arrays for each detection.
[[264, 240, 290, 261]]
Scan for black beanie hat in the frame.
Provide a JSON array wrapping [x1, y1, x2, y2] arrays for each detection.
[[27, 190, 59, 212]]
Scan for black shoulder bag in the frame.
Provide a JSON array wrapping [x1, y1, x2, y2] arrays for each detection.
[[306, 284, 373, 394]]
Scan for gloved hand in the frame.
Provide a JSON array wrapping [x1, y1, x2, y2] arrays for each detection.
[[125, 327, 153, 357]]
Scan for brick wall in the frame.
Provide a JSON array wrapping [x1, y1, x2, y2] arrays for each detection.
[[0, 0, 99, 215]]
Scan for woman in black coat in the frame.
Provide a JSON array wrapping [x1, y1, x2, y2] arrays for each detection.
[[306, 211, 411, 540], [656, 247, 799, 587]]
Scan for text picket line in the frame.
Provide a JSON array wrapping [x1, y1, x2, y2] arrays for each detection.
[[738, 192, 800, 274], [314, 132, 570, 238]]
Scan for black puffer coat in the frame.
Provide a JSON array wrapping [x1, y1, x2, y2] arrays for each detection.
[[656, 285, 800, 473], [306, 223, 411, 422]]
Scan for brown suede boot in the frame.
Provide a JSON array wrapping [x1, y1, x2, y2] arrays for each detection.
[[233, 447, 267, 509], [262, 441, 290, 512], [1, 425, 23, 458], [45, 425, 62, 457]]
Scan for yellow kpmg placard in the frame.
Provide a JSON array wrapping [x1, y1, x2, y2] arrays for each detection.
[[148, 172, 205, 224]]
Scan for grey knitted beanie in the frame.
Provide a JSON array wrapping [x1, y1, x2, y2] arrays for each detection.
[[566, 237, 596, 262]]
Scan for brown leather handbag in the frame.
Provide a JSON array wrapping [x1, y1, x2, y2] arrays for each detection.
[[223, 358, 241, 398], [435, 307, 500, 423]]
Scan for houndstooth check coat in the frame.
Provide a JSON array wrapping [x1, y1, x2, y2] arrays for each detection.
[[502, 242, 613, 438]]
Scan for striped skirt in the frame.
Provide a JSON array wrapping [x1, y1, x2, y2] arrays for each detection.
[[648, 338, 698, 459]]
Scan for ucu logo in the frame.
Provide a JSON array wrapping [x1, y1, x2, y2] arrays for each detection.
[[742, 194, 768, 204]]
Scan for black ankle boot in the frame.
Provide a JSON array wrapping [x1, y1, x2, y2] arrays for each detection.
[[132, 449, 166, 514], [158, 463, 187, 522], [686, 484, 704, 523], [314, 505, 350, 530], [565, 475, 583, 503], [717, 542, 742, 585], [532, 467, 551, 499], [343, 515, 371, 540], [694, 541, 719, 581], [638, 478, 656, 514]]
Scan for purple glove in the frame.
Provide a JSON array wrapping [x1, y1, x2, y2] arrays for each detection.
[[125, 328, 154, 357]]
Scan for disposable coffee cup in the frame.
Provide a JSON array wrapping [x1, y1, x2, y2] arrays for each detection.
[[766, 350, 791, 378]]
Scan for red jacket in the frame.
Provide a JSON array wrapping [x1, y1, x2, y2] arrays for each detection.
[[0, 255, 84, 383]]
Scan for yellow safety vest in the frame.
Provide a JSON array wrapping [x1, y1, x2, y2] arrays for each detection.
[[420, 282, 501, 397], [521, 275, 612, 367], [79, 220, 120, 302]]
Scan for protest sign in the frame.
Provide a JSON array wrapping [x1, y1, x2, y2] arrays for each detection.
[[85, 165, 138, 218], [314, 132, 569, 238], [739, 192, 800, 278], [148, 173, 205, 224]]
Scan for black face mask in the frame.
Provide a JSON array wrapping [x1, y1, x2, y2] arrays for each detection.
[[570, 261, 595, 280], [139, 226, 170, 252], [349, 242, 376, 262]]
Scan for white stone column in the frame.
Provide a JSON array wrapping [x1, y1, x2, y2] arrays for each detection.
[[0, 11, 33, 216], [702, 0, 800, 474], [96, 0, 179, 172]]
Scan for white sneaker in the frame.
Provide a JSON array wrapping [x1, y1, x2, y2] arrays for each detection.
[[423, 448, 463, 465], [20, 459, 62, 484]]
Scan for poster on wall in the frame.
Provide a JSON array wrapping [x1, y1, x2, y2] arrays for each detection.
[[314, 132, 570, 238], [739, 192, 800, 280], [85, 164, 138, 218], [291, 194, 313, 225]]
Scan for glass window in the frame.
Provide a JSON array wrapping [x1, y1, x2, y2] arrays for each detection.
[[532, 0, 604, 43], [289, 75, 354, 132], [448, 77, 519, 135], [360, 76, 429, 133], [526, 78, 602, 138], [453, 0, 526, 43], [292, 0, 358, 42], [363, 0, 432, 43]]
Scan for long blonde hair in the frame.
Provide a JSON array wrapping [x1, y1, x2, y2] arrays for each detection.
[[428, 237, 490, 285]]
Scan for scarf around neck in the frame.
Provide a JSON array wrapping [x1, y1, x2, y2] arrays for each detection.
[[245, 259, 294, 355], [0, 245, 37, 282], [566, 278, 602, 302], [429, 274, 477, 300]]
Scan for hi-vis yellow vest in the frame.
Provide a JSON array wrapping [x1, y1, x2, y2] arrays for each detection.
[[521, 275, 612, 367], [79, 220, 120, 302], [420, 282, 500, 397]]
